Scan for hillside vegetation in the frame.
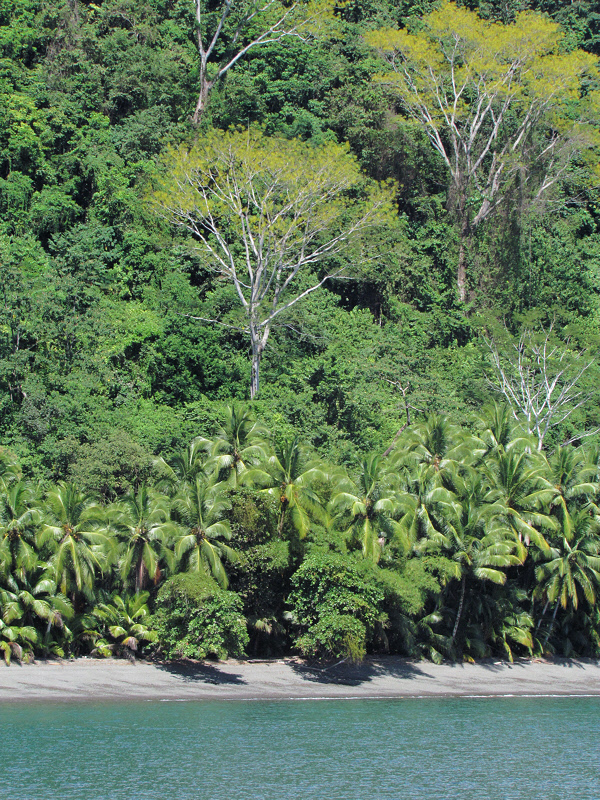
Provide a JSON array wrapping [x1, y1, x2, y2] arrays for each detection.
[[2, 0, 600, 663]]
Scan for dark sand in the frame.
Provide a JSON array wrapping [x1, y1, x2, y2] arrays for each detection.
[[1, 657, 599, 702]]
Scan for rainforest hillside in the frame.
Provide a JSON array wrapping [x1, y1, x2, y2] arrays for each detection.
[[2, 0, 600, 664]]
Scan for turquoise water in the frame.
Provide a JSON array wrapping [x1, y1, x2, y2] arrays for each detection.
[[1, 697, 599, 799]]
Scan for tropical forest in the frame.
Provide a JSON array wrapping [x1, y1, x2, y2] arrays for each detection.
[[2, 0, 600, 667]]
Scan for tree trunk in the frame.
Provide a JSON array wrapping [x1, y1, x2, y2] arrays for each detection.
[[192, 72, 213, 125], [535, 600, 550, 633], [450, 174, 471, 303], [277, 489, 289, 535], [250, 342, 262, 400], [250, 323, 267, 400], [543, 599, 560, 649], [277, 506, 286, 536], [136, 558, 146, 594], [382, 423, 408, 458], [457, 217, 470, 303], [452, 575, 466, 642]]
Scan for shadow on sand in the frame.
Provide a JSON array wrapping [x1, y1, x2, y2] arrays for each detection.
[[154, 661, 247, 686], [285, 657, 426, 687]]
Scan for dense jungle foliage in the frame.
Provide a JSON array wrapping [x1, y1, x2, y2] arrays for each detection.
[[2, 0, 600, 663]]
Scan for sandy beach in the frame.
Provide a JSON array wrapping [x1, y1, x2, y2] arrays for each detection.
[[1, 656, 599, 702]]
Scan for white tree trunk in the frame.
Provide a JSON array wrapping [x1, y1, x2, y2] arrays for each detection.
[[250, 343, 261, 400]]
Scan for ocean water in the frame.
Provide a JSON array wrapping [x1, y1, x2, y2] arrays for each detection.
[[1, 697, 599, 799]]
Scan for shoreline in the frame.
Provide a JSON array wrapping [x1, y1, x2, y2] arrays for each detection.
[[1, 656, 600, 702]]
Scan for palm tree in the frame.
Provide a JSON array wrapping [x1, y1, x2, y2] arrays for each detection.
[[0, 618, 38, 664], [483, 447, 555, 554], [475, 402, 533, 457], [394, 462, 451, 546], [154, 438, 208, 496], [422, 467, 523, 648], [329, 454, 403, 562], [112, 485, 175, 593], [462, 581, 534, 661], [0, 561, 73, 656], [244, 437, 327, 538], [90, 592, 157, 659], [403, 413, 478, 472], [202, 404, 268, 488], [172, 474, 236, 587], [0, 480, 41, 579], [544, 446, 600, 539], [40, 483, 113, 602], [534, 508, 600, 649]]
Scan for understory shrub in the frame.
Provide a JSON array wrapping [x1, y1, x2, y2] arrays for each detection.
[[152, 573, 249, 660], [288, 553, 384, 661], [296, 613, 367, 662]]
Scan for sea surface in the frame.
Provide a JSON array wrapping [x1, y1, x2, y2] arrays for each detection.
[[1, 697, 599, 799]]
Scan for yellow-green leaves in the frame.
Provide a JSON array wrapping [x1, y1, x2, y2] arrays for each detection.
[[366, 1, 600, 300], [366, 1, 597, 124], [151, 128, 395, 397], [151, 127, 395, 263]]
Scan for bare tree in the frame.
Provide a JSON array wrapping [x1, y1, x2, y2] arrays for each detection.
[[380, 378, 425, 457], [484, 325, 597, 450], [192, 0, 329, 124], [152, 129, 393, 398]]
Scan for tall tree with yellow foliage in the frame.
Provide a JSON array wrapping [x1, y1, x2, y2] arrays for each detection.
[[152, 129, 393, 398], [366, 2, 600, 301]]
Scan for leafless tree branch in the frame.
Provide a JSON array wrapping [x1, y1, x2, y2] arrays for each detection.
[[483, 324, 596, 450]]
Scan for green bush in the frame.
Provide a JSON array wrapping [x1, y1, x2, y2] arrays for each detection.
[[288, 554, 383, 627], [288, 553, 384, 661], [296, 613, 367, 662], [152, 573, 249, 661]]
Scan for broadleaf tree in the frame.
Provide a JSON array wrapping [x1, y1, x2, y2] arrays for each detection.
[[366, 1, 600, 300], [152, 129, 394, 398], [191, 0, 334, 123]]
